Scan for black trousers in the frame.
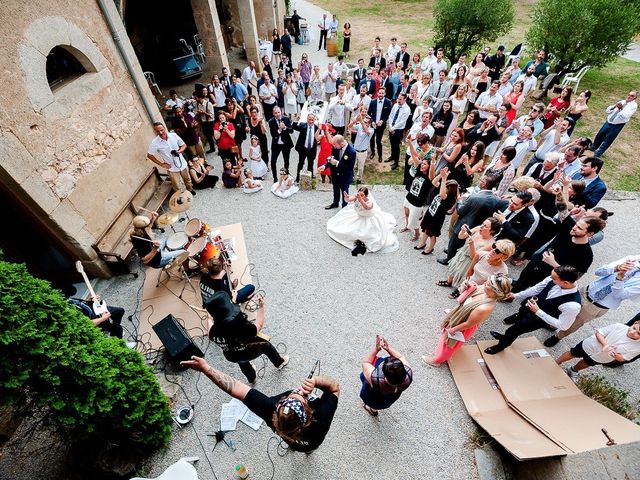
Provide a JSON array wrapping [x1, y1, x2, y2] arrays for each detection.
[[262, 102, 276, 121], [331, 125, 345, 136], [332, 177, 350, 207], [389, 129, 403, 165], [318, 29, 328, 49], [271, 144, 291, 179], [446, 233, 465, 262], [494, 312, 549, 351], [512, 259, 550, 293], [370, 124, 386, 159], [99, 306, 125, 339], [224, 342, 285, 383], [296, 147, 316, 181]]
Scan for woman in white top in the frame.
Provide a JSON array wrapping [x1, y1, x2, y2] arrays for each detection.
[[282, 75, 299, 118], [447, 84, 469, 140]]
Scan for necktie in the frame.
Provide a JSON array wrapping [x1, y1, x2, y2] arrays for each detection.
[[306, 126, 313, 149], [436, 83, 442, 98], [392, 106, 400, 124]]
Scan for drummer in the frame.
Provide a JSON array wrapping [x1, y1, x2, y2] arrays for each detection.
[[130, 214, 187, 268], [200, 256, 255, 305]]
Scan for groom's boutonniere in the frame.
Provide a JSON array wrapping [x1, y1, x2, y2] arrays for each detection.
[[343, 154, 348, 160]]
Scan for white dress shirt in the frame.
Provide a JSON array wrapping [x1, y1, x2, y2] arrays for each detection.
[[259, 83, 278, 104], [582, 323, 640, 363], [333, 61, 350, 80], [534, 128, 570, 159], [408, 122, 435, 149], [513, 277, 581, 331], [493, 135, 536, 169], [420, 55, 436, 74], [388, 103, 411, 131], [475, 91, 504, 119], [498, 82, 513, 98], [558, 155, 581, 178], [606, 100, 637, 124], [327, 94, 348, 126], [387, 43, 401, 61], [242, 66, 257, 87], [148, 133, 187, 172], [429, 59, 448, 78], [586, 256, 640, 310], [350, 93, 371, 113], [322, 69, 338, 93], [353, 123, 375, 151]]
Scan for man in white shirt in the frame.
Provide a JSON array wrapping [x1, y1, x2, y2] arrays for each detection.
[[327, 84, 348, 134], [208, 76, 226, 112], [505, 103, 546, 138], [557, 145, 582, 178], [387, 37, 401, 62], [387, 93, 411, 170], [318, 13, 329, 50], [420, 47, 436, 74], [428, 48, 448, 78], [163, 89, 184, 115], [147, 123, 193, 193], [258, 73, 278, 120], [485, 266, 582, 354], [475, 80, 503, 120], [447, 53, 467, 80], [242, 61, 258, 94], [592, 91, 638, 156], [524, 118, 572, 172], [333, 55, 350, 87], [347, 111, 375, 181], [350, 84, 372, 116], [517, 64, 537, 97], [497, 72, 513, 97], [322, 63, 338, 102], [545, 256, 640, 347], [558, 321, 640, 378]]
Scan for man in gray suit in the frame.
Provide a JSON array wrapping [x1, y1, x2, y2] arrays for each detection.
[[438, 175, 502, 265]]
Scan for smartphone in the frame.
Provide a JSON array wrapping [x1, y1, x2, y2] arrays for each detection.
[[462, 225, 472, 235]]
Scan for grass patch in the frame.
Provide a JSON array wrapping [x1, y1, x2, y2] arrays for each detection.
[[315, 0, 640, 191], [468, 427, 494, 448], [576, 374, 640, 421]]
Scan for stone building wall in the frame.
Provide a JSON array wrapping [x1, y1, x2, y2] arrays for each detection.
[[0, 1, 159, 275]]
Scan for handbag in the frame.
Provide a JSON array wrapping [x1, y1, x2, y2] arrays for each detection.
[[457, 281, 477, 304]]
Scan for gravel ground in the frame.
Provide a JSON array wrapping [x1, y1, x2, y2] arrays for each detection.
[[98, 183, 640, 480]]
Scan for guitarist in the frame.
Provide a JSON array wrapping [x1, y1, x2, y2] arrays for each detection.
[[200, 257, 255, 305], [67, 295, 127, 342], [205, 290, 289, 383]]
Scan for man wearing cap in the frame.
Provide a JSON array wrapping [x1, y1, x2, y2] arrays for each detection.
[[202, 291, 289, 384], [147, 122, 194, 193], [129, 213, 187, 268], [181, 354, 339, 452]]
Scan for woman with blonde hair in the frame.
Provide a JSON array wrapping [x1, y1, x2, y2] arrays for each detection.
[[423, 274, 512, 366]]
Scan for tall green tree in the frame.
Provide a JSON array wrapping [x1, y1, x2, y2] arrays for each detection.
[[432, 0, 515, 65], [0, 260, 172, 451], [526, 0, 640, 79]]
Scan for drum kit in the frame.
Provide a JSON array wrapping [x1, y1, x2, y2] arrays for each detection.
[[158, 190, 226, 275]]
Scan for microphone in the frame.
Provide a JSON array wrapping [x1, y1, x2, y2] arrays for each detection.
[[307, 360, 320, 379]]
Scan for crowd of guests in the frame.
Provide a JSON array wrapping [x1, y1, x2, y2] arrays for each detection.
[[147, 32, 639, 391]]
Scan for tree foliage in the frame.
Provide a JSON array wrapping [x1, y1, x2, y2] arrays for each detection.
[[432, 0, 515, 65], [0, 261, 172, 451], [526, 0, 640, 76]]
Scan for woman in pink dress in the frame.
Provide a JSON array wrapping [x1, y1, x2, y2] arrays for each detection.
[[422, 274, 512, 366]]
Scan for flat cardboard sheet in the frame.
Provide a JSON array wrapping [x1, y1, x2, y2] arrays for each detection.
[[478, 338, 640, 454], [448, 344, 566, 460], [138, 223, 254, 351]]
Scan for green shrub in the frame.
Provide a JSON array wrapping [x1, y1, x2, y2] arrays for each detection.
[[0, 261, 172, 450], [576, 374, 640, 421]]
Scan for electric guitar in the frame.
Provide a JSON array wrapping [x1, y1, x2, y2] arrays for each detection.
[[75, 261, 109, 316]]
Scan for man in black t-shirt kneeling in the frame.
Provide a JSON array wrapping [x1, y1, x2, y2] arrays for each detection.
[[181, 355, 340, 453]]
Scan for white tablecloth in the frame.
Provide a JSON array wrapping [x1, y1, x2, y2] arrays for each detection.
[[259, 40, 273, 62]]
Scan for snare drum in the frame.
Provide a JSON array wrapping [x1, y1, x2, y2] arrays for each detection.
[[166, 232, 189, 250], [185, 218, 209, 238]]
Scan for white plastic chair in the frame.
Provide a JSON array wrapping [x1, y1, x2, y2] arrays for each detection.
[[560, 66, 589, 92], [144, 71, 162, 97], [130, 457, 199, 480], [194, 34, 206, 64]]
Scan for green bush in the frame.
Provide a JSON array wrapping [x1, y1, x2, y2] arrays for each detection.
[[0, 261, 172, 450], [577, 374, 640, 421]]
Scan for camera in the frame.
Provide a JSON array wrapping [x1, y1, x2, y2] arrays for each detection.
[[170, 149, 178, 156]]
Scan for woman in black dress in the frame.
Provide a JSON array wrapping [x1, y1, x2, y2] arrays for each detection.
[[342, 23, 351, 57], [431, 100, 454, 147], [271, 29, 282, 66], [417, 167, 459, 255], [247, 106, 269, 169], [452, 140, 485, 190]]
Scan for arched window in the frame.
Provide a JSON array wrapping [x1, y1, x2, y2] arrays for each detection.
[[46, 46, 88, 90]]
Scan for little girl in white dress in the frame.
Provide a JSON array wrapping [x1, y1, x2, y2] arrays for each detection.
[[271, 168, 299, 199], [243, 168, 263, 194], [248, 135, 268, 179]]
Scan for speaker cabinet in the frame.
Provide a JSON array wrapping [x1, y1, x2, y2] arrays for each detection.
[[152, 314, 203, 361]]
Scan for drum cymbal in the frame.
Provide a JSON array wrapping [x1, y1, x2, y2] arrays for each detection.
[[166, 251, 190, 272], [156, 212, 179, 226], [169, 190, 194, 213]]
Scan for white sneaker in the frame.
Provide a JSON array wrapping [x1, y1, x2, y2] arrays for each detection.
[[565, 366, 580, 378], [126, 341, 137, 349], [277, 355, 290, 370]]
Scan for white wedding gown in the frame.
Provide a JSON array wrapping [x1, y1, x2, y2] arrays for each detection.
[[326, 195, 399, 253]]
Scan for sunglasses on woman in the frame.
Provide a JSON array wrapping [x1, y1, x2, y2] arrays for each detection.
[[491, 243, 503, 255]]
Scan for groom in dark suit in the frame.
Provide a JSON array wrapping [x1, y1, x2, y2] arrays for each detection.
[[320, 135, 356, 209]]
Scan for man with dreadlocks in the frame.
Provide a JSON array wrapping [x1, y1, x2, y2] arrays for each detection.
[[181, 355, 340, 452]]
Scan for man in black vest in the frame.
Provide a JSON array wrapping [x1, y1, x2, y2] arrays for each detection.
[[484, 265, 582, 354]]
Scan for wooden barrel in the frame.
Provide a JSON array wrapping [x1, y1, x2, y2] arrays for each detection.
[[327, 37, 338, 57]]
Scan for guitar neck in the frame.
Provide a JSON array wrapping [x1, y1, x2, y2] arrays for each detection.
[[80, 271, 97, 299]]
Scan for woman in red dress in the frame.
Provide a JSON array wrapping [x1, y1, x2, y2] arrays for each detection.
[[315, 123, 335, 183], [543, 87, 572, 129], [213, 111, 237, 164], [503, 81, 524, 126]]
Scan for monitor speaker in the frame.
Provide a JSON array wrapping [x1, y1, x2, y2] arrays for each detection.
[[152, 314, 203, 361]]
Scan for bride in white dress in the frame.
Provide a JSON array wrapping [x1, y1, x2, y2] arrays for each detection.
[[326, 187, 399, 253]]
